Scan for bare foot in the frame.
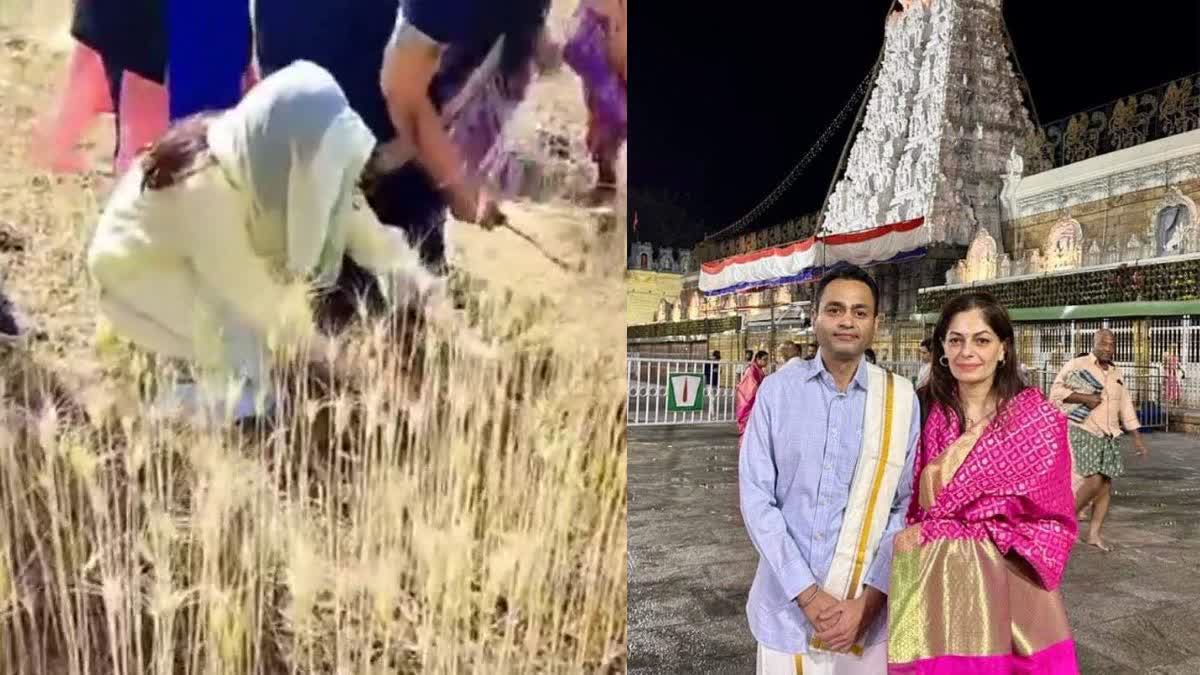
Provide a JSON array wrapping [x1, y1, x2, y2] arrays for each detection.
[[1083, 535, 1111, 552]]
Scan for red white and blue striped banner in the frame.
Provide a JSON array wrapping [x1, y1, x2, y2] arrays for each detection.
[[699, 217, 928, 297]]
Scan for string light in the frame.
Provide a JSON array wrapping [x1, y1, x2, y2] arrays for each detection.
[[704, 67, 877, 243]]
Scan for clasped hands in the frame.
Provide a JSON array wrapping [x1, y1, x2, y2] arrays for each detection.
[[796, 584, 883, 653]]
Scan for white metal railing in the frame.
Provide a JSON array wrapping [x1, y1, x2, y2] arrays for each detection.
[[627, 356, 1190, 429], [627, 357, 740, 426]]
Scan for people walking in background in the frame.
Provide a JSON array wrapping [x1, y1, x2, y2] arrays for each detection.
[[1051, 329, 1149, 551], [779, 341, 803, 370], [889, 292, 1078, 673], [740, 266, 919, 672], [864, 348, 877, 365], [916, 337, 933, 387], [736, 348, 754, 381], [1163, 347, 1183, 406], [735, 350, 769, 444], [706, 350, 722, 389], [805, 342, 819, 360]]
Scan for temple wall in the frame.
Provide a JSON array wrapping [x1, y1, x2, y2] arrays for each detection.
[[1006, 178, 1200, 262], [626, 271, 683, 326], [1004, 129, 1200, 262]]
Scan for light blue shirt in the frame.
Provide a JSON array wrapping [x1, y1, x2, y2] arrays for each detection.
[[738, 355, 920, 654]]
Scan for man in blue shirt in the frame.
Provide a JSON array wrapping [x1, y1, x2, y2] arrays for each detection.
[[739, 265, 920, 673]]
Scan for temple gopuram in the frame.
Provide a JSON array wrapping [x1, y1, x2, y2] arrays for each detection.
[[627, 0, 1200, 427]]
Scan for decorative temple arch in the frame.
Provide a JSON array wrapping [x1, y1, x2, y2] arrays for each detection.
[[1043, 216, 1083, 271], [1149, 186, 1199, 257]]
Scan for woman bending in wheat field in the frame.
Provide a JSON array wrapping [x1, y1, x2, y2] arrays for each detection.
[[87, 61, 437, 421]]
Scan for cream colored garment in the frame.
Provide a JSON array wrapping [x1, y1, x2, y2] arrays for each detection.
[[757, 641, 887, 675], [206, 59, 410, 288], [88, 61, 422, 384]]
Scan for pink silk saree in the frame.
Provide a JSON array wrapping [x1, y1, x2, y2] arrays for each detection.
[[888, 388, 1079, 674], [735, 363, 765, 440]]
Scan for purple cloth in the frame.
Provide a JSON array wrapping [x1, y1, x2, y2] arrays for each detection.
[[564, 6, 627, 160]]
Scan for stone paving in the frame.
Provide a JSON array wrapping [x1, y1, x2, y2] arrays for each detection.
[[628, 425, 1200, 674]]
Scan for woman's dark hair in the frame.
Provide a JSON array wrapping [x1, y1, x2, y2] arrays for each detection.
[[140, 113, 216, 191], [755, 350, 770, 360], [358, 145, 386, 198], [143, 112, 383, 196], [919, 292, 1030, 430]]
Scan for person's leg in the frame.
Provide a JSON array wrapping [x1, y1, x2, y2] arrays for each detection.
[[1086, 476, 1114, 551], [101, 58, 124, 172], [32, 42, 111, 172], [114, 71, 169, 174], [96, 271, 201, 363], [1074, 474, 1103, 513]]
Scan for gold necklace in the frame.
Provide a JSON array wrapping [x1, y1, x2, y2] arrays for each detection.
[[965, 401, 998, 429]]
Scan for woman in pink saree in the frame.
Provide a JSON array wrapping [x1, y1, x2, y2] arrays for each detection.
[[735, 350, 769, 444], [1163, 348, 1182, 405], [889, 292, 1079, 674]]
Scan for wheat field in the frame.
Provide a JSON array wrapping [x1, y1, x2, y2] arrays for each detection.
[[0, 3, 627, 673]]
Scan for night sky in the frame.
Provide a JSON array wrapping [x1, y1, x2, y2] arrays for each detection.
[[630, 2, 1200, 248]]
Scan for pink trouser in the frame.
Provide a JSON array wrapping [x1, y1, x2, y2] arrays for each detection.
[[32, 41, 169, 175]]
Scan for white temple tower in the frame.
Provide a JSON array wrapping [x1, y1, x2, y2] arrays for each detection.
[[819, 0, 1036, 313]]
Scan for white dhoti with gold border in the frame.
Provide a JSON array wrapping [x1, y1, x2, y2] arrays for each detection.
[[757, 641, 888, 675]]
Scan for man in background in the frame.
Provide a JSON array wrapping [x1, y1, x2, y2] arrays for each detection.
[[779, 341, 803, 371], [1051, 329, 1149, 551], [916, 338, 933, 388], [805, 342, 819, 360]]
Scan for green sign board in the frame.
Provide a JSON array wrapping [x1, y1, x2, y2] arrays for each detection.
[[665, 372, 706, 412]]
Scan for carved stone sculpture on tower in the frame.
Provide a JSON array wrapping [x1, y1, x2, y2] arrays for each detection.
[[1000, 145, 1024, 222], [963, 227, 999, 282]]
